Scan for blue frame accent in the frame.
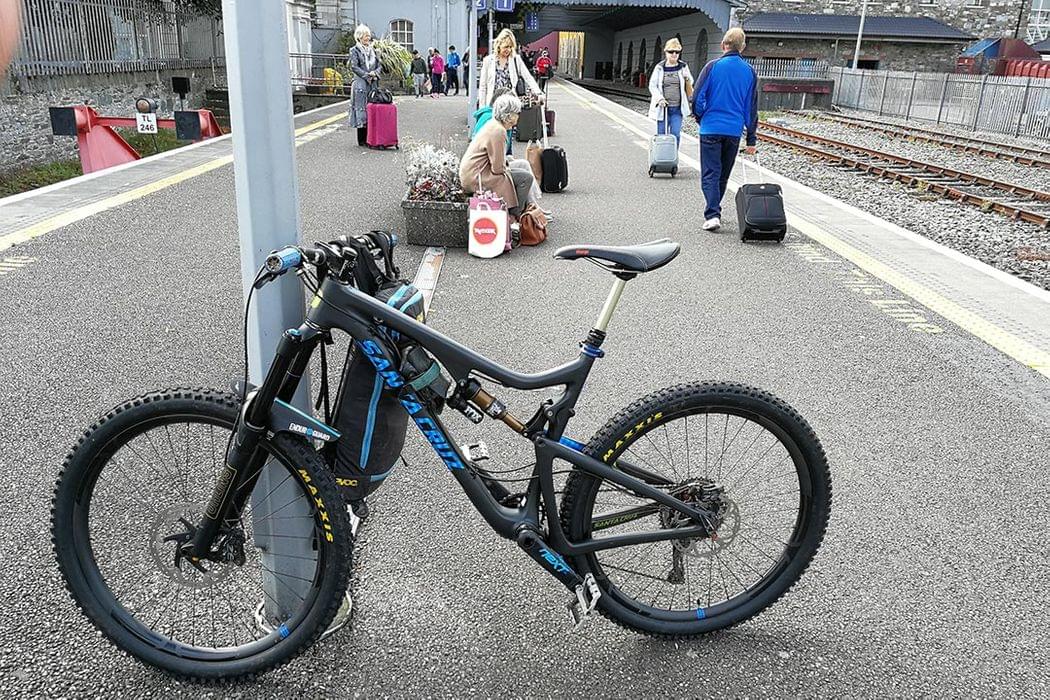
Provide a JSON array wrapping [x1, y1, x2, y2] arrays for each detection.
[[359, 374, 384, 470]]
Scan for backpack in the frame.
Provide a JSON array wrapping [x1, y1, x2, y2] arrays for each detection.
[[320, 232, 448, 508]]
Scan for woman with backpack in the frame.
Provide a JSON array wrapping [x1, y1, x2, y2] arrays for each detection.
[[647, 37, 694, 148]]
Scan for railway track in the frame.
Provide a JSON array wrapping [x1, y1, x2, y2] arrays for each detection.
[[574, 80, 1050, 228], [758, 123, 1050, 228], [787, 110, 1050, 168]]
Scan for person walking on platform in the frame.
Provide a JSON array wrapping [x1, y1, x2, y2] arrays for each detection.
[[445, 45, 461, 96], [348, 24, 380, 147], [647, 37, 693, 149], [692, 27, 758, 232], [410, 49, 428, 98], [535, 49, 553, 92], [428, 48, 445, 95]]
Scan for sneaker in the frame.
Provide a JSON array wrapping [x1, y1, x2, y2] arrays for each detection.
[[702, 217, 721, 231]]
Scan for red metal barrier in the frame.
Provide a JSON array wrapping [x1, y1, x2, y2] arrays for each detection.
[[49, 105, 223, 174]]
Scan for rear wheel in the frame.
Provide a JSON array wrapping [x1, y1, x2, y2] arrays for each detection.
[[51, 389, 352, 682], [560, 382, 831, 637]]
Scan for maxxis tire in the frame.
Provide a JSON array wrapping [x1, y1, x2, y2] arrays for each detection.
[[51, 388, 353, 683], [559, 381, 831, 638]]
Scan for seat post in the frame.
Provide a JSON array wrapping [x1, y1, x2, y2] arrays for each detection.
[[593, 275, 632, 333]]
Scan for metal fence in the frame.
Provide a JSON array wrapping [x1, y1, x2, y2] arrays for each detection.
[[830, 67, 1050, 141], [288, 52, 350, 94], [748, 57, 831, 80], [10, 0, 225, 78]]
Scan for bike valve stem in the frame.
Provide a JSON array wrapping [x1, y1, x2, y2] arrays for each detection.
[[469, 386, 525, 434]]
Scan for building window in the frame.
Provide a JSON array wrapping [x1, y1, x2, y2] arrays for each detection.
[[968, 0, 983, 5], [390, 19, 414, 52], [919, 0, 938, 6]]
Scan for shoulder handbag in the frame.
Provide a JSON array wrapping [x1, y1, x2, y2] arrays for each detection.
[[517, 203, 547, 246], [368, 86, 393, 104], [514, 55, 528, 97]]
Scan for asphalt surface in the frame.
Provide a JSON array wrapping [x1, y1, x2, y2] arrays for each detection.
[[1, 88, 1049, 698]]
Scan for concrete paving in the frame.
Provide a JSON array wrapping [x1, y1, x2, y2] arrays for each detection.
[[1, 85, 1048, 698]]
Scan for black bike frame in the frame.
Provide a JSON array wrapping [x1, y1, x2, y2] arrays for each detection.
[[199, 274, 716, 594]]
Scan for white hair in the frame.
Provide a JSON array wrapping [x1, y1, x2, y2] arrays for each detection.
[[492, 94, 523, 124], [354, 24, 372, 42]]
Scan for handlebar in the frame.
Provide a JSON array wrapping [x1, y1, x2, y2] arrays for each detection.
[[259, 231, 398, 285]]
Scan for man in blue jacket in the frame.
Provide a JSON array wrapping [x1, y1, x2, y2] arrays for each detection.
[[692, 28, 758, 231], [445, 45, 461, 96]]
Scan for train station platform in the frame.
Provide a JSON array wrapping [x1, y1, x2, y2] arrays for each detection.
[[3, 80, 1049, 696]]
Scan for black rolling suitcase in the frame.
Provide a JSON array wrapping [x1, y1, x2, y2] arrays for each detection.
[[736, 157, 786, 242], [516, 105, 544, 142], [539, 115, 568, 193]]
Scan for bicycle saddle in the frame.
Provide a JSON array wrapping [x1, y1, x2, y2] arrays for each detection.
[[553, 238, 680, 274]]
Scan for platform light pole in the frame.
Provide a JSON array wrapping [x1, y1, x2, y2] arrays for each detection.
[[469, 0, 479, 124], [852, 0, 868, 70], [222, 0, 315, 622]]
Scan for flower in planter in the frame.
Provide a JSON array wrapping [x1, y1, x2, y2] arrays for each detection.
[[405, 143, 467, 203]]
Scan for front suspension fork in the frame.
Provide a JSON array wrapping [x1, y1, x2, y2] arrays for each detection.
[[190, 326, 319, 558]]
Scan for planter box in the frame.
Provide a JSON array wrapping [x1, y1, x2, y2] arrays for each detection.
[[401, 197, 469, 247]]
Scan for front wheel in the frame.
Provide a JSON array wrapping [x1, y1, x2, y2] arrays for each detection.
[[560, 382, 831, 637], [51, 389, 353, 681]]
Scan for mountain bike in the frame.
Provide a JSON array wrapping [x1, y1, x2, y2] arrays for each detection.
[[52, 234, 832, 681]]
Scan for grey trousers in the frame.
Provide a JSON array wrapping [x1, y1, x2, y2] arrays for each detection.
[[507, 159, 538, 217]]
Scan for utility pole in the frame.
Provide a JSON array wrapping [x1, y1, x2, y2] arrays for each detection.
[[852, 0, 868, 70], [469, 0, 479, 124], [488, 4, 494, 54], [221, 0, 315, 620]]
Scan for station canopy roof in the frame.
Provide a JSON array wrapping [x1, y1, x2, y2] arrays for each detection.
[[742, 13, 975, 42], [527, 0, 741, 32]]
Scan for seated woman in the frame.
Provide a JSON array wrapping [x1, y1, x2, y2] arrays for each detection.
[[459, 94, 538, 219]]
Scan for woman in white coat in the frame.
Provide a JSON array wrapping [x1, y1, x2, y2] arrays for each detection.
[[478, 29, 544, 110], [647, 37, 694, 148]]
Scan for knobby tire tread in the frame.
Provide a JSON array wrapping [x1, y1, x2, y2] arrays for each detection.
[[51, 387, 353, 684], [559, 381, 832, 639]]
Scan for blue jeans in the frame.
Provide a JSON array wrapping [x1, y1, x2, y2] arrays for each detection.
[[700, 134, 741, 220], [656, 105, 683, 146]]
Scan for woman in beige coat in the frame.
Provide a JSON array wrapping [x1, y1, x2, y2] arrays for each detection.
[[459, 94, 537, 217]]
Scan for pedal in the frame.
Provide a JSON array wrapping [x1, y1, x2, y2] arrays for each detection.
[[566, 573, 602, 629], [459, 441, 490, 463]]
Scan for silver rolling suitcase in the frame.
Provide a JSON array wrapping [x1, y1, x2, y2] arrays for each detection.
[[648, 106, 678, 178]]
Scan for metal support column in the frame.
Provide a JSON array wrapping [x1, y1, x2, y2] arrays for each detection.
[[934, 74, 950, 124], [971, 74, 988, 131], [222, 0, 314, 621], [852, 0, 868, 70], [468, 0, 479, 124], [1015, 77, 1032, 137], [878, 72, 889, 115], [905, 71, 918, 120]]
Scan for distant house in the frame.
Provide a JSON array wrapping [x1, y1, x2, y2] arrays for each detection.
[[741, 13, 975, 72]]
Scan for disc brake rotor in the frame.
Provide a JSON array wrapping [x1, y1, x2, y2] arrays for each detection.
[[148, 503, 235, 589]]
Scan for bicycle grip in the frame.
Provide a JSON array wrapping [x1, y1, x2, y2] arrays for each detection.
[[265, 246, 302, 274]]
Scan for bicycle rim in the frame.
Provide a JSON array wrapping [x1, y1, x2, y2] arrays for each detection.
[[70, 413, 330, 661]]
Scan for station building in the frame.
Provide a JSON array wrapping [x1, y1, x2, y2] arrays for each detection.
[[740, 13, 975, 71]]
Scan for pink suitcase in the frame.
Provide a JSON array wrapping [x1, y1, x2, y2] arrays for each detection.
[[366, 103, 398, 149]]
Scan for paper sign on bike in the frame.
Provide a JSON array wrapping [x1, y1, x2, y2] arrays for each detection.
[[136, 112, 158, 134]]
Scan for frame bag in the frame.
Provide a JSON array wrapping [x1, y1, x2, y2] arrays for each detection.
[[327, 282, 429, 503]]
